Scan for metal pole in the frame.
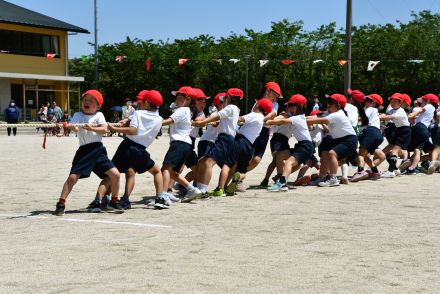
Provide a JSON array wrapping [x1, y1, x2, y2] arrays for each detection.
[[245, 54, 250, 113], [94, 0, 99, 88], [344, 0, 352, 95]]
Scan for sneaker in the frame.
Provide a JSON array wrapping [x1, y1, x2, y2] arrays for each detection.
[[154, 196, 170, 209], [101, 194, 110, 207], [176, 185, 187, 198], [166, 192, 181, 203], [380, 170, 396, 178], [208, 187, 225, 197], [309, 176, 326, 186], [87, 200, 102, 213], [394, 169, 401, 176], [427, 160, 440, 175], [340, 177, 349, 185], [294, 176, 311, 186], [120, 196, 132, 209], [271, 175, 281, 183], [349, 171, 369, 182], [236, 181, 247, 192], [181, 187, 202, 203], [368, 172, 381, 180], [318, 176, 340, 187], [225, 172, 241, 196], [399, 159, 411, 171], [267, 180, 288, 192], [54, 202, 65, 216], [404, 168, 418, 175], [259, 178, 269, 188]]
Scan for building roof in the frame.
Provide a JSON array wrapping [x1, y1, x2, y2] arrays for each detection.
[[0, 0, 89, 33], [0, 71, 84, 82]]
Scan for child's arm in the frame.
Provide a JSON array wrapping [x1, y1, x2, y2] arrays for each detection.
[[82, 124, 108, 134], [162, 117, 174, 126], [306, 117, 330, 125], [193, 113, 220, 127], [408, 107, 425, 119], [263, 109, 277, 122], [265, 118, 292, 126], [107, 124, 137, 135], [379, 114, 394, 121]]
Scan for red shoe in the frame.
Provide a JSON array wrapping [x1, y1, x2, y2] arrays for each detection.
[[294, 176, 311, 186]]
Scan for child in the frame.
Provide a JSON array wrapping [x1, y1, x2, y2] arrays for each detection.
[[306, 94, 358, 187], [426, 94, 440, 174], [224, 98, 273, 195], [266, 94, 315, 191], [191, 88, 243, 198], [105, 90, 166, 209], [156, 86, 202, 208], [54, 90, 121, 216]]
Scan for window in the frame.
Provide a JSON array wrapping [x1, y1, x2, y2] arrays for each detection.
[[0, 29, 60, 57]]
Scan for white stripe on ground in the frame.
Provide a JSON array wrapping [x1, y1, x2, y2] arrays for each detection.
[[0, 214, 171, 228]]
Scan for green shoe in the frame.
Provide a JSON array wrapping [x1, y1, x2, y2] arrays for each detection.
[[225, 172, 241, 196], [208, 187, 225, 197]]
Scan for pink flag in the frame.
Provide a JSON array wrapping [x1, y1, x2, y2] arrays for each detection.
[[146, 58, 151, 71], [338, 60, 347, 66], [115, 55, 126, 62], [281, 59, 295, 65], [46, 53, 56, 59], [178, 58, 189, 66]]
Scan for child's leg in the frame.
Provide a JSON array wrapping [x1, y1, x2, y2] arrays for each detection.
[[328, 150, 339, 175], [161, 165, 172, 192], [372, 149, 386, 169], [96, 177, 111, 200], [105, 167, 120, 200], [123, 168, 136, 198], [198, 157, 216, 186], [59, 174, 81, 202], [275, 150, 290, 175], [409, 149, 422, 169], [148, 164, 164, 193], [218, 164, 231, 189], [263, 155, 276, 181]]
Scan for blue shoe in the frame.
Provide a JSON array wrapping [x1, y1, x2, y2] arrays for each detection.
[[120, 196, 131, 209], [267, 180, 288, 192], [87, 200, 101, 213], [404, 168, 418, 175]]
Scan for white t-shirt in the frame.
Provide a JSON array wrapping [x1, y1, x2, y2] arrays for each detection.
[[263, 101, 279, 129], [127, 110, 162, 148], [272, 123, 292, 138], [415, 104, 435, 127], [344, 103, 359, 128], [365, 107, 380, 129], [190, 111, 206, 138], [290, 114, 312, 142], [200, 112, 219, 143], [309, 124, 324, 146], [237, 112, 264, 143], [326, 110, 357, 139], [218, 104, 240, 136], [71, 111, 106, 146], [170, 107, 192, 144], [391, 108, 410, 127]]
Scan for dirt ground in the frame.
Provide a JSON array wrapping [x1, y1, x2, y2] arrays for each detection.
[[0, 133, 439, 293]]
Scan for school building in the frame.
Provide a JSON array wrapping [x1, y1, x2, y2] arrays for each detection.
[[0, 0, 89, 120]]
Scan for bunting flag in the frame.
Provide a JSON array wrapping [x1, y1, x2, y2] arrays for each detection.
[[408, 59, 424, 64], [0, 50, 9, 54], [213, 59, 223, 64], [115, 55, 126, 62], [229, 58, 240, 64], [338, 59, 347, 66], [259, 60, 269, 67], [46, 53, 56, 59], [367, 60, 380, 71], [178, 58, 189, 66], [146, 58, 151, 71], [281, 59, 295, 65], [313, 59, 324, 64]]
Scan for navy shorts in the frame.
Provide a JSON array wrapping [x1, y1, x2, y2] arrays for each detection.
[[392, 126, 411, 150], [206, 133, 235, 167], [409, 123, 430, 152], [384, 123, 396, 145], [321, 135, 358, 160], [253, 127, 270, 158], [197, 140, 215, 160], [270, 133, 290, 153], [318, 136, 333, 157], [112, 138, 155, 174], [430, 124, 440, 146], [359, 126, 384, 154], [163, 141, 193, 172], [229, 134, 254, 173], [70, 142, 115, 179], [290, 140, 315, 165], [185, 136, 198, 168]]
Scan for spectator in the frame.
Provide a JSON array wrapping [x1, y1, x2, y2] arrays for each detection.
[[61, 111, 71, 136], [47, 101, 55, 122], [311, 96, 323, 111], [4, 99, 20, 136], [122, 98, 135, 119], [38, 103, 48, 122], [52, 101, 62, 122]]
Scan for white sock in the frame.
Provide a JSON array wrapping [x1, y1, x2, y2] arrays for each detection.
[[185, 184, 194, 191], [197, 183, 208, 193], [341, 163, 348, 179]]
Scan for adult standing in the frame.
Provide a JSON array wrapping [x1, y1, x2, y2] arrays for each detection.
[[52, 101, 62, 122], [4, 99, 20, 136], [122, 98, 135, 120]]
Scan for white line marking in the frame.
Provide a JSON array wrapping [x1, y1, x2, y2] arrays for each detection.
[[0, 213, 171, 228]]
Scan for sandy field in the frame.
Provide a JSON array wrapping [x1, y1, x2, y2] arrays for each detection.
[[0, 131, 439, 293]]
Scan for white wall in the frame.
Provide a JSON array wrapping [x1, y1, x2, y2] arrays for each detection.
[[0, 78, 11, 120]]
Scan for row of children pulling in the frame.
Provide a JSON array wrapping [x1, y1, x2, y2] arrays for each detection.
[[53, 82, 440, 215]]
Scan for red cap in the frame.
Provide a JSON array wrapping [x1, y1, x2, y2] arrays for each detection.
[[171, 86, 197, 98], [256, 98, 273, 114], [389, 93, 403, 101], [82, 89, 103, 106], [347, 88, 365, 103], [401, 94, 412, 106], [285, 94, 307, 106], [265, 82, 282, 97], [213, 92, 226, 106], [226, 88, 244, 99], [310, 110, 323, 116], [326, 93, 347, 108], [366, 94, 383, 106], [422, 93, 439, 104], [192, 88, 210, 99], [139, 90, 163, 107], [136, 90, 149, 101]]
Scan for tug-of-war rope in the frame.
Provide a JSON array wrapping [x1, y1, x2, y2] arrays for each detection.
[[0, 123, 122, 149]]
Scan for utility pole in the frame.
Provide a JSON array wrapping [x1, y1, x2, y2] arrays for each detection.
[[94, 0, 99, 88], [344, 0, 352, 95], [245, 54, 250, 113]]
